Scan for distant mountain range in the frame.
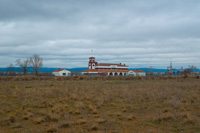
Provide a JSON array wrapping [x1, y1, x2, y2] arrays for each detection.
[[129, 68, 168, 73], [0, 67, 88, 73], [0, 67, 185, 73]]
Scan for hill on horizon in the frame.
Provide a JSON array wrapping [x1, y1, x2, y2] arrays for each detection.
[[0, 67, 175, 73]]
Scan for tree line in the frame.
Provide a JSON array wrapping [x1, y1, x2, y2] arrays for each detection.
[[7, 54, 43, 76]]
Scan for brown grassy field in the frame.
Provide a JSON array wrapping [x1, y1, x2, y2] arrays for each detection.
[[0, 77, 200, 132]]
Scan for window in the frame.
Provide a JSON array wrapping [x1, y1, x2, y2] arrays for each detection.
[[63, 73, 66, 76]]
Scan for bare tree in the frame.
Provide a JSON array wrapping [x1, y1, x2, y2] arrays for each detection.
[[29, 54, 43, 76], [15, 58, 29, 75], [185, 65, 198, 76], [7, 63, 16, 76], [8, 63, 14, 72]]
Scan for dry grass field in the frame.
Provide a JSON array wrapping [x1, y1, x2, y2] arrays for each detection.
[[0, 77, 200, 132]]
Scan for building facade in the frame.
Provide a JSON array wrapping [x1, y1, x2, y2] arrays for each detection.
[[52, 69, 71, 76], [82, 57, 146, 76], [128, 70, 146, 76]]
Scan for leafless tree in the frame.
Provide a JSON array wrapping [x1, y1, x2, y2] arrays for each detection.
[[15, 58, 29, 75], [8, 63, 14, 72], [29, 54, 43, 76], [185, 65, 198, 76], [7, 63, 16, 76]]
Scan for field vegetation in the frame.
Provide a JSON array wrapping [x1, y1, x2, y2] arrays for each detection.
[[0, 76, 200, 132]]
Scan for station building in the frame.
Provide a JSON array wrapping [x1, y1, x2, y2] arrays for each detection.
[[82, 57, 146, 76]]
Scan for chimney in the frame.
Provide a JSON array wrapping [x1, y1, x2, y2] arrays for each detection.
[[124, 64, 125, 66], [120, 63, 121, 65]]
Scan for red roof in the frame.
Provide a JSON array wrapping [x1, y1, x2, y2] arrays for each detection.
[[96, 63, 128, 67], [53, 69, 66, 72], [82, 69, 146, 73], [82, 69, 129, 73], [131, 70, 146, 73]]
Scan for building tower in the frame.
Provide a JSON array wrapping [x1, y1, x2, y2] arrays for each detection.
[[88, 57, 97, 69]]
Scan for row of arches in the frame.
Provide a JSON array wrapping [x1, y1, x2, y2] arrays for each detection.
[[108, 72, 127, 76]]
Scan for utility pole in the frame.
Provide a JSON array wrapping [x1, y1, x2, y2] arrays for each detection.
[[149, 66, 153, 77], [170, 61, 172, 76], [167, 61, 174, 76]]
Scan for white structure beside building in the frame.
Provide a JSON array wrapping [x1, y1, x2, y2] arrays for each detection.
[[52, 69, 71, 76], [128, 70, 146, 76]]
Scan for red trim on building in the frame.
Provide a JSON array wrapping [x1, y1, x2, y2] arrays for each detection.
[[96, 63, 128, 67], [82, 69, 146, 73], [53, 69, 69, 72], [82, 69, 129, 73], [132, 70, 146, 73]]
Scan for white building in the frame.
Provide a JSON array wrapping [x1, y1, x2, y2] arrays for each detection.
[[82, 57, 146, 76], [82, 57, 129, 76], [128, 70, 146, 76], [52, 69, 71, 76]]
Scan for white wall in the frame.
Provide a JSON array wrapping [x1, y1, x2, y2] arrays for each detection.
[[128, 71, 146, 76], [128, 71, 136, 76], [92, 63, 95, 69], [95, 66, 128, 69], [52, 70, 71, 76], [136, 72, 146, 76]]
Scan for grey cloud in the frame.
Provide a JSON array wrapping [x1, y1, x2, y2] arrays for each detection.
[[0, 0, 200, 68]]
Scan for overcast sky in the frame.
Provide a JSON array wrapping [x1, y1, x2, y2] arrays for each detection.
[[0, 0, 200, 68]]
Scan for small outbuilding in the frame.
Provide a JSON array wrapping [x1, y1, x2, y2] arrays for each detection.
[[52, 69, 71, 76], [128, 70, 146, 76]]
